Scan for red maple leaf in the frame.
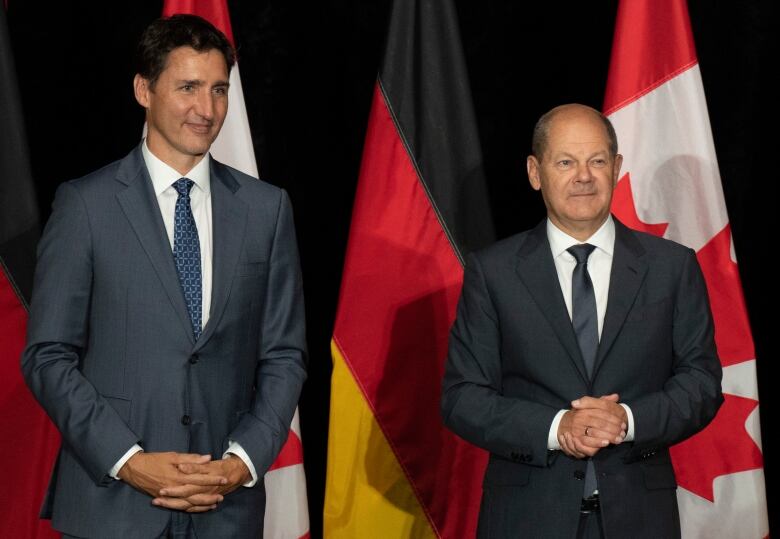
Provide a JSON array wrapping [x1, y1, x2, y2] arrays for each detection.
[[670, 394, 763, 501], [696, 224, 755, 366], [268, 429, 304, 472], [611, 173, 669, 237]]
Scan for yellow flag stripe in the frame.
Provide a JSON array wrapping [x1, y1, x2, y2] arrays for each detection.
[[324, 340, 436, 538]]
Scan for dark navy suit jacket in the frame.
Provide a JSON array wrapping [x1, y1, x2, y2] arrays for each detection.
[[442, 218, 722, 539], [23, 145, 307, 538]]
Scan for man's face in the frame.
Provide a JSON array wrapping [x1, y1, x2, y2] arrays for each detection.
[[526, 107, 623, 239], [134, 46, 229, 173]]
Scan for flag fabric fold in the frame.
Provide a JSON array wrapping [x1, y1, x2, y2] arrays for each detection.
[[0, 5, 60, 538], [605, 1, 768, 536], [161, 2, 309, 537], [324, 0, 494, 536]]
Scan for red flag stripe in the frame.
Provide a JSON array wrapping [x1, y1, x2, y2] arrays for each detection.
[[162, 0, 236, 46], [0, 268, 60, 538], [603, 0, 697, 115]]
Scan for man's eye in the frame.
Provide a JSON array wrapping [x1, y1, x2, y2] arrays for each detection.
[[558, 160, 571, 168], [214, 87, 228, 95], [591, 159, 607, 167], [181, 84, 193, 91]]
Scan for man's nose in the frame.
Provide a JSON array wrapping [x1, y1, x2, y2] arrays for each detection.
[[195, 90, 214, 120], [575, 162, 594, 181]]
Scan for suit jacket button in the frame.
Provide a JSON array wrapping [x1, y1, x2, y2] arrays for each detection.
[[574, 470, 585, 480], [181, 415, 191, 425], [189, 354, 198, 364]]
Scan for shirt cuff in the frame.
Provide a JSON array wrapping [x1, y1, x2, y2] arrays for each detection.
[[224, 441, 259, 487], [109, 444, 143, 480], [547, 409, 568, 450], [620, 403, 635, 441]]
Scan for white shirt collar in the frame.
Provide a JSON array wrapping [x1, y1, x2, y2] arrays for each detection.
[[141, 139, 211, 197], [546, 215, 615, 259]]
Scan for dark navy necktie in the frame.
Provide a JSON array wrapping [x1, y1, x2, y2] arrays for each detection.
[[173, 178, 202, 340], [568, 244, 598, 377], [567, 243, 598, 497]]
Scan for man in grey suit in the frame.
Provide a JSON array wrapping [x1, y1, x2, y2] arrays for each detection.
[[441, 104, 722, 538], [22, 15, 306, 538]]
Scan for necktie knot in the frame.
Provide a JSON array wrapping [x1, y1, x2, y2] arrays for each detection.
[[567, 243, 596, 265], [173, 178, 194, 198]]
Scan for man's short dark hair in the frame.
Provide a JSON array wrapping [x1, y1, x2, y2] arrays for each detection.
[[136, 14, 235, 89], [531, 105, 618, 159]]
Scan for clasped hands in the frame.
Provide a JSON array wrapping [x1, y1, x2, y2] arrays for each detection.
[[557, 393, 628, 459], [117, 451, 251, 513]]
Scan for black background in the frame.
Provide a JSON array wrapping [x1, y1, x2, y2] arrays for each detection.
[[6, 1, 776, 536]]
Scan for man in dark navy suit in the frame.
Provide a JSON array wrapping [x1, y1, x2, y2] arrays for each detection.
[[23, 15, 306, 538], [442, 104, 722, 539]]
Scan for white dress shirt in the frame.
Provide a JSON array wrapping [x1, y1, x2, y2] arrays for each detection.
[[545, 216, 635, 450], [109, 141, 258, 486]]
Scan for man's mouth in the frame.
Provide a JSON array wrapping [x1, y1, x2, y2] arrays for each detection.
[[186, 123, 212, 134]]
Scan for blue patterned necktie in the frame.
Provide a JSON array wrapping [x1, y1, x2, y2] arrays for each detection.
[[567, 243, 598, 497], [173, 178, 202, 340]]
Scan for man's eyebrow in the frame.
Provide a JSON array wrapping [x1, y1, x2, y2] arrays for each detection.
[[552, 149, 609, 158], [174, 79, 230, 89], [176, 79, 204, 86]]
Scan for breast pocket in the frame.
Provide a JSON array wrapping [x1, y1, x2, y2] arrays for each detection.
[[626, 298, 671, 324], [236, 261, 267, 278], [235, 262, 268, 303]]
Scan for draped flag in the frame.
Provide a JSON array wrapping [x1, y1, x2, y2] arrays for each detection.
[[324, 0, 494, 536], [0, 5, 60, 538], [161, 2, 309, 537], [604, 1, 768, 536]]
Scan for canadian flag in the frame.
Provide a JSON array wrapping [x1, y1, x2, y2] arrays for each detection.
[[161, 2, 309, 538], [604, 0, 768, 537]]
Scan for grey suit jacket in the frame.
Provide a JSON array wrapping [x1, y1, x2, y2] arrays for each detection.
[[441, 218, 722, 539], [22, 145, 307, 538]]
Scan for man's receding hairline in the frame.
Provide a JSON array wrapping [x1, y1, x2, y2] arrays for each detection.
[[532, 104, 618, 159]]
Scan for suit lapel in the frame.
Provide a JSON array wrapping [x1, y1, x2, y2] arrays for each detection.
[[515, 221, 589, 385], [115, 146, 194, 344], [193, 160, 248, 352], [593, 219, 648, 377]]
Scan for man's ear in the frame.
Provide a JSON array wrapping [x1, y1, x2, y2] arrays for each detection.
[[527, 155, 542, 191], [133, 74, 150, 108], [612, 153, 624, 186]]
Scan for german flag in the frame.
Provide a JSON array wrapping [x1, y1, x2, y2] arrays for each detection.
[[0, 5, 59, 538], [324, 0, 494, 536]]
